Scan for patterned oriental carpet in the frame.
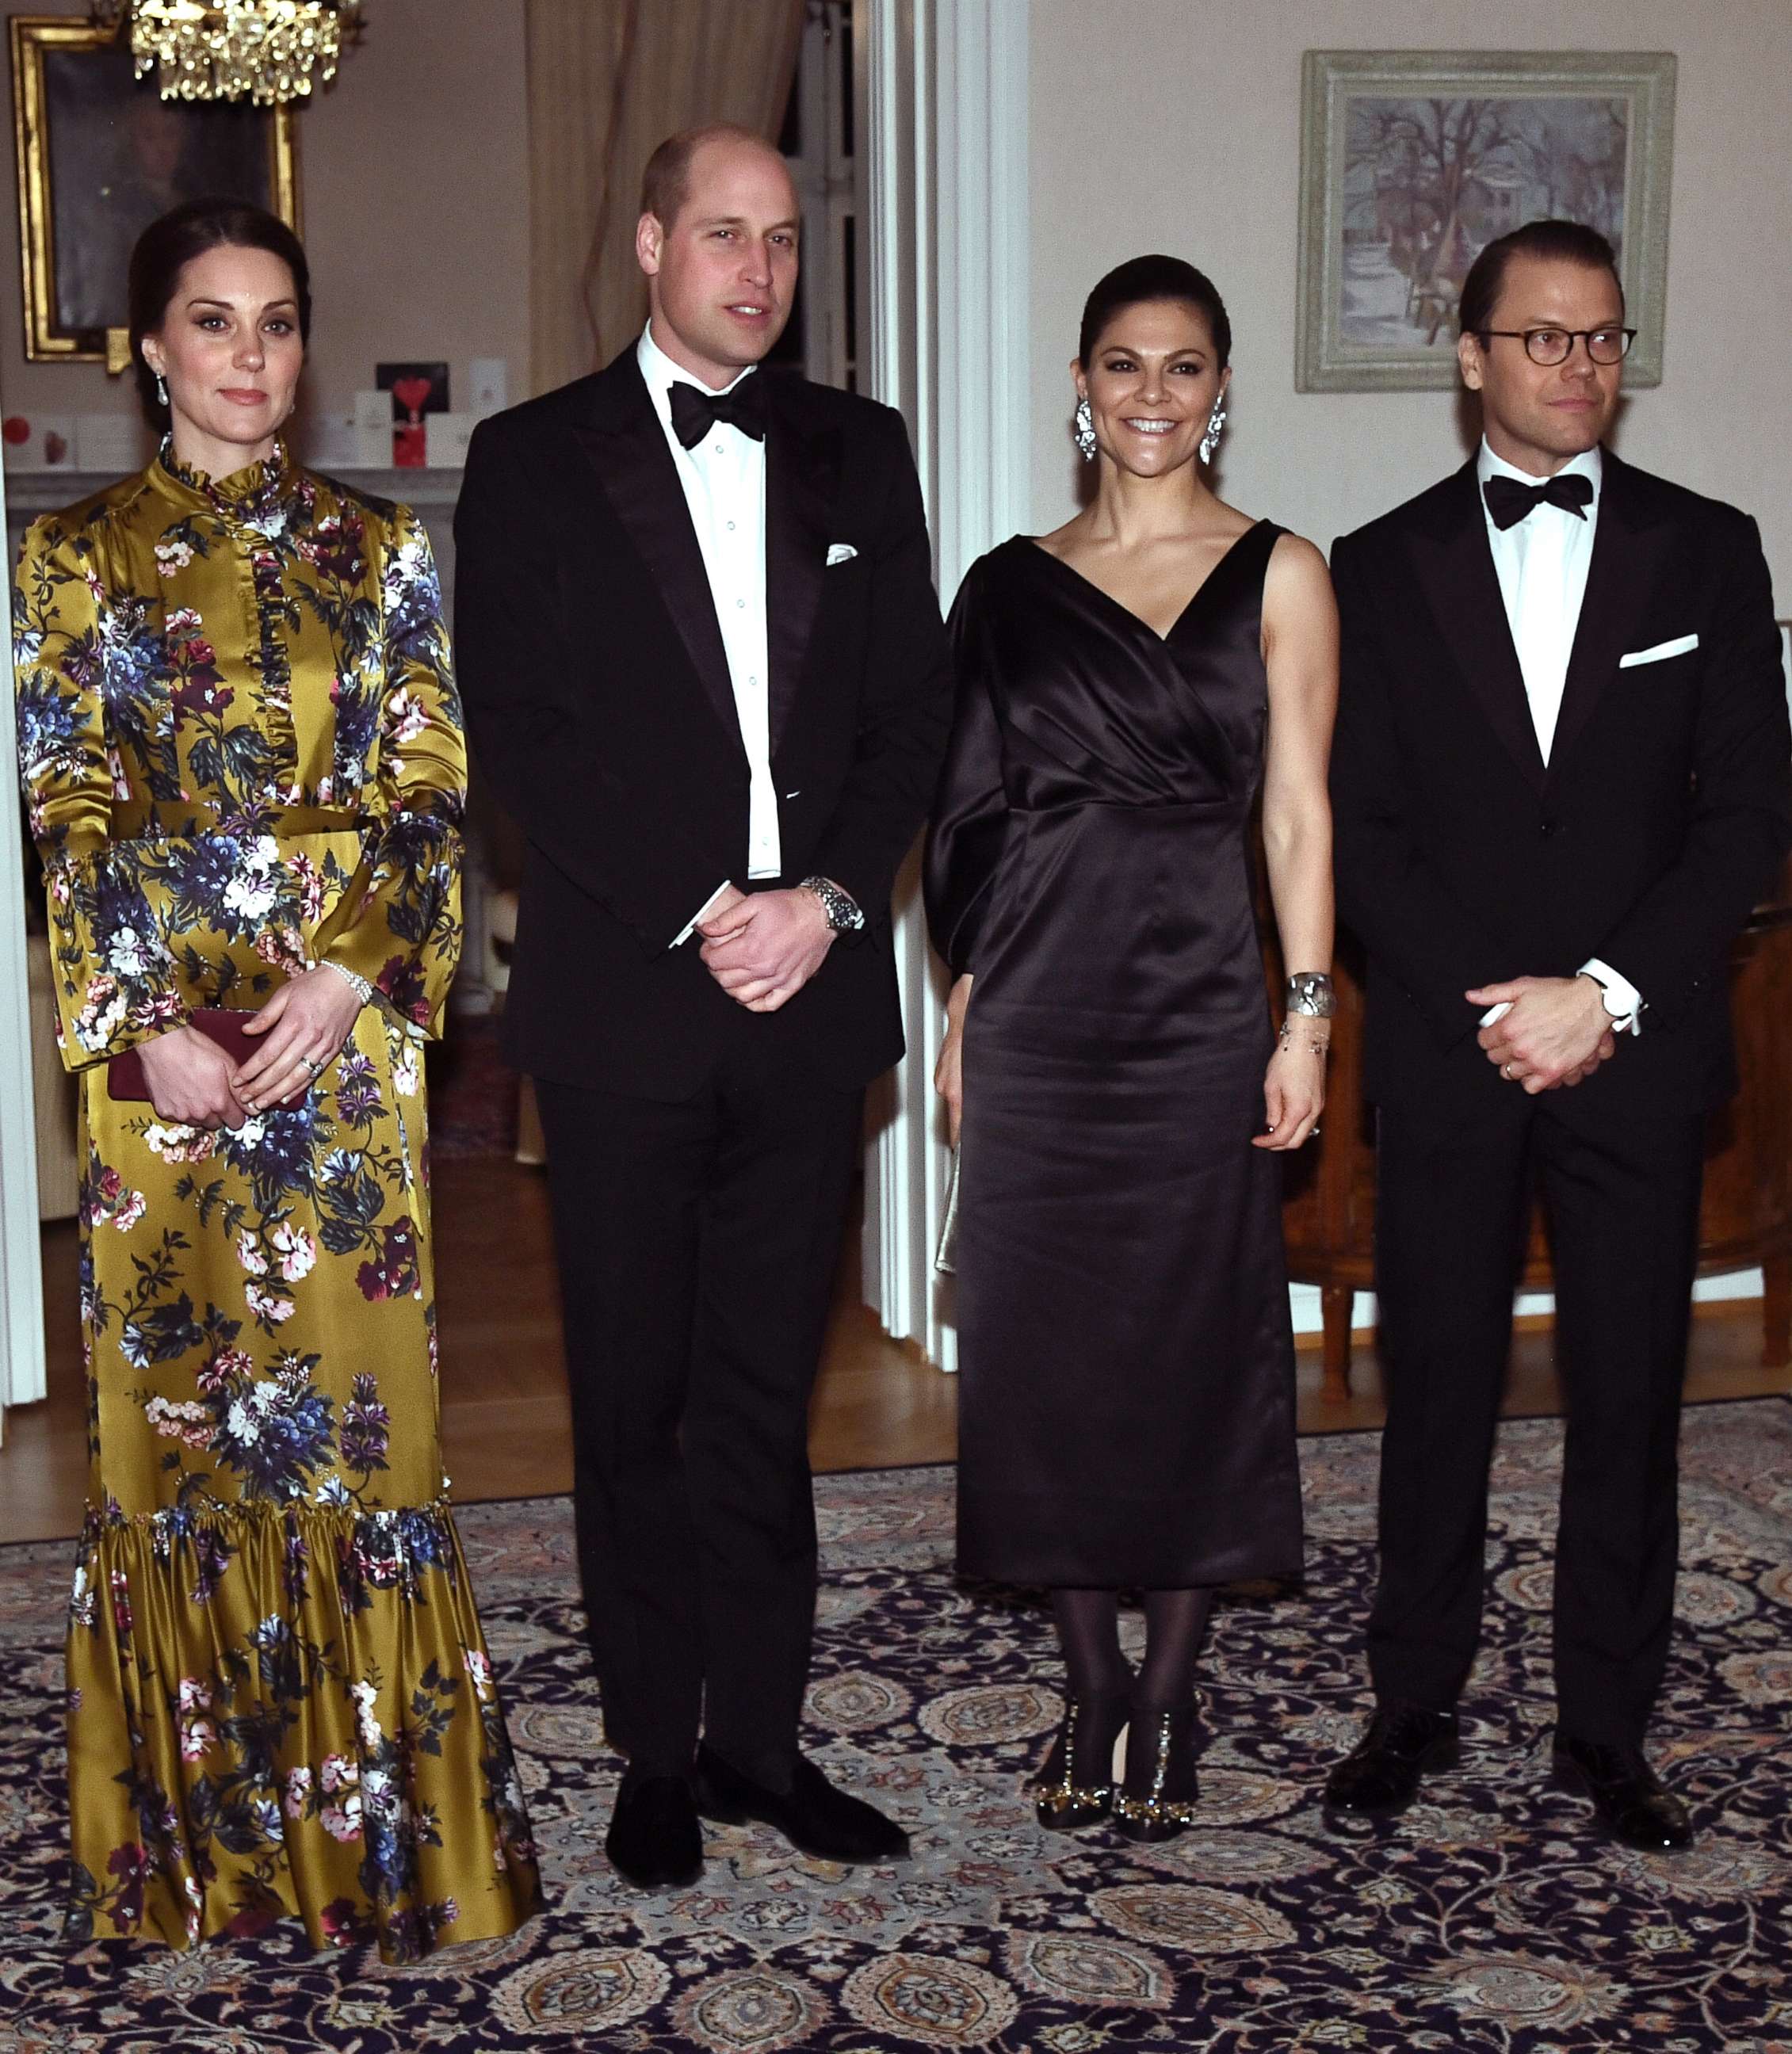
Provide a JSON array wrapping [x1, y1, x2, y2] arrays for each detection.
[[2, 1403, 1790, 2054]]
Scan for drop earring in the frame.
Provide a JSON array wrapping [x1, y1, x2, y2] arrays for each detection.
[[1074, 396, 1096, 462], [155, 372, 168, 407], [1199, 392, 1227, 464]]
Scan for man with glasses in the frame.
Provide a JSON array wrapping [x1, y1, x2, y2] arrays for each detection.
[[1324, 219, 1790, 1848]]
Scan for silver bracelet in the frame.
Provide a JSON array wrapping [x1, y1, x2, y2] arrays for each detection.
[[318, 959, 375, 1008], [1279, 1018, 1332, 1057], [1285, 972, 1336, 1018]]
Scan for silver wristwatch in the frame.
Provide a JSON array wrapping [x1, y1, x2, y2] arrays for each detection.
[[1285, 972, 1336, 1018], [800, 876, 865, 933]]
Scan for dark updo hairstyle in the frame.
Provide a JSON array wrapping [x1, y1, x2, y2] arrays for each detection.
[[128, 197, 311, 424], [1078, 254, 1232, 368], [1458, 218, 1622, 341]]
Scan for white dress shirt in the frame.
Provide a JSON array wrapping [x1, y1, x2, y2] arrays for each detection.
[[1477, 437, 1600, 765], [636, 323, 780, 943], [1475, 437, 1641, 1030]]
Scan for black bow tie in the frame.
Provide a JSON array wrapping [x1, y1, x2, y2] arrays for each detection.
[[1483, 472, 1595, 531], [668, 376, 767, 449]]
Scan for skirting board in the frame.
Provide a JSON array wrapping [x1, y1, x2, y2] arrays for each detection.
[[1290, 1267, 1764, 1337]]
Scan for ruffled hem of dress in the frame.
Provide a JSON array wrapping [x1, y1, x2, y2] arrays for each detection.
[[64, 1494, 544, 1962]]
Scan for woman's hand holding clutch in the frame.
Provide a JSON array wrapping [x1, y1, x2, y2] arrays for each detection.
[[231, 966, 365, 1113], [136, 1024, 250, 1130]]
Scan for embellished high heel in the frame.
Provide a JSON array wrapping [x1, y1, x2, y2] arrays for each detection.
[[1111, 1701, 1200, 1841], [1033, 1694, 1128, 1831]]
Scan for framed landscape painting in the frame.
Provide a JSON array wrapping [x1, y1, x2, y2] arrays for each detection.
[[11, 12, 299, 365], [1296, 50, 1675, 392]]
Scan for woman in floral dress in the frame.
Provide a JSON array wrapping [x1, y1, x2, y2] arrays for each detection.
[[12, 199, 541, 1958]]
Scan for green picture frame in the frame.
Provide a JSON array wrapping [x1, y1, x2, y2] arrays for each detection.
[[1296, 48, 1676, 393]]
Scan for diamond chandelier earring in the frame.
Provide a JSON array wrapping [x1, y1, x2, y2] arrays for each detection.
[[1199, 392, 1227, 465], [1074, 396, 1097, 461]]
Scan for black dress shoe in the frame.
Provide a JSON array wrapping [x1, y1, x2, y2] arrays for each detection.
[[1551, 1731, 1694, 1852], [1033, 1693, 1128, 1832], [693, 1744, 911, 1864], [1112, 1701, 1201, 1843], [1323, 1703, 1460, 1819], [605, 1774, 704, 1890]]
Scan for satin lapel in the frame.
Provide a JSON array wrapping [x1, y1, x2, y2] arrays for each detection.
[[1408, 464, 1546, 792], [571, 361, 742, 753], [1546, 455, 1675, 781], [765, 384, 841, 757]]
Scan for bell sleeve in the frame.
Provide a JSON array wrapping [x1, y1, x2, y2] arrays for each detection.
[[13, 517, 192, 1069], [321, 506, 466, 1040], [923, 555, 1010, 976]]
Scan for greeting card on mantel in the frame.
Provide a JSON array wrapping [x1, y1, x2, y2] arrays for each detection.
[[376, 362, 449, 468]]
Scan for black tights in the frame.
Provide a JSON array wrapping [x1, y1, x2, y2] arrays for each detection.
[[1050, 1586, 1216, 1710]]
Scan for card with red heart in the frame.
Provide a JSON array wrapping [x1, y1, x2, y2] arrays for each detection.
[[375, 361, 449, 468]]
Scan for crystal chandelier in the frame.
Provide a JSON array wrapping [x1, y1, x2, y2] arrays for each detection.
[[92, 2, 364, 105]]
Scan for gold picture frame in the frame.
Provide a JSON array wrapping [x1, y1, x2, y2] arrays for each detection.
[[11, 11, 300, 366]]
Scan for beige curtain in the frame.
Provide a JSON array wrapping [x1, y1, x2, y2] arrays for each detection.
[[525, 0, 807, 397]]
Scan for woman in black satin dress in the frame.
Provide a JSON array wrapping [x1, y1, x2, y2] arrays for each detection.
[[924, 257, 1339, 1842]]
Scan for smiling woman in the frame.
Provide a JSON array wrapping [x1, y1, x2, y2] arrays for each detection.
[[925, 252, 1339, 1848], [10, 197, 543, 1960]]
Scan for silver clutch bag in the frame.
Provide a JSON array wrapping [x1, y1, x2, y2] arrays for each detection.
[[934, 1145, 961, 1274]]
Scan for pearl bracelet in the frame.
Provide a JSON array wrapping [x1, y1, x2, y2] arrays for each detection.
[[317, 959, 374, 1008]]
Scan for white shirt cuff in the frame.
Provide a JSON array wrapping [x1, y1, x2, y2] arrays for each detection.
[[1579, 957, 1644, 1034], [672, 881, 733, 950]]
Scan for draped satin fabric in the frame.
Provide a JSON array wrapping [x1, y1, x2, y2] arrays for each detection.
[[925, 526, 1305, 1588]]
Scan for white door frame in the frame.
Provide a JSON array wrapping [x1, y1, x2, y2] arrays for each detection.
[[857, 0, 1030, 1370], [0, 462, 48, 1435]]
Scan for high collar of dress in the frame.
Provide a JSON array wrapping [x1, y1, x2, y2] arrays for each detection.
[[152, 436, 293, 525]]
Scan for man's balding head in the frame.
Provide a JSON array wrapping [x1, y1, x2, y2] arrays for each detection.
[[640, 123, 788, 232]]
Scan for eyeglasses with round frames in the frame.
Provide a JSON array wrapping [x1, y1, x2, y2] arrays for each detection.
[[1477, 326, 1637, 367]]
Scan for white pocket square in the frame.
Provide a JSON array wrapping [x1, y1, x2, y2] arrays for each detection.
[[1619, 633, 1699, 668], [826, 543, 858, 567]]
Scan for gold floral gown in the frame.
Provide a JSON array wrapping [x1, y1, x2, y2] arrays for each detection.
[[12, 443, 542, 1960]]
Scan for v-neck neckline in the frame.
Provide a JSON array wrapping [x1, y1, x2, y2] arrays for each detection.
[[1021, 519, 1269, 644]]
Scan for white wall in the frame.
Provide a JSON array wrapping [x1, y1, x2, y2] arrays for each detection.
[[1026, 0, 1792, 593]]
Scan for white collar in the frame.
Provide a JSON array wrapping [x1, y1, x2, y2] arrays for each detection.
[[1477, 436, 1603, 507], [636, 323, 757, 432]]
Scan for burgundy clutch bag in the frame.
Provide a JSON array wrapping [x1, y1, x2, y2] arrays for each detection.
[[107, 1009, 262, 1102]]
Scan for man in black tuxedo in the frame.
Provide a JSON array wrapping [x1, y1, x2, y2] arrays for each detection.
[[1324, 220, 1791, 1849], [453, 124, 951, 1888]]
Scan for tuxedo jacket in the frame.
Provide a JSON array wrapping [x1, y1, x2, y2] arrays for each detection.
[[453, 349, 953, 1099], [1330, 450, 1792, 1128]]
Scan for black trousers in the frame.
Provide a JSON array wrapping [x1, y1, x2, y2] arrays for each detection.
[[1367, 1098, 1706, 1747], [535, 1040, 862, 1785]]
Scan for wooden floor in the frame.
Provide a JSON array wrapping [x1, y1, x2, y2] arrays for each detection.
[[3, 1155, 1789, 1546]]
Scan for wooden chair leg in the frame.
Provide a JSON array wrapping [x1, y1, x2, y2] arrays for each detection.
[[1762, 1254, 1791, 1369], [1320, 1285, 1354, 1403]]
